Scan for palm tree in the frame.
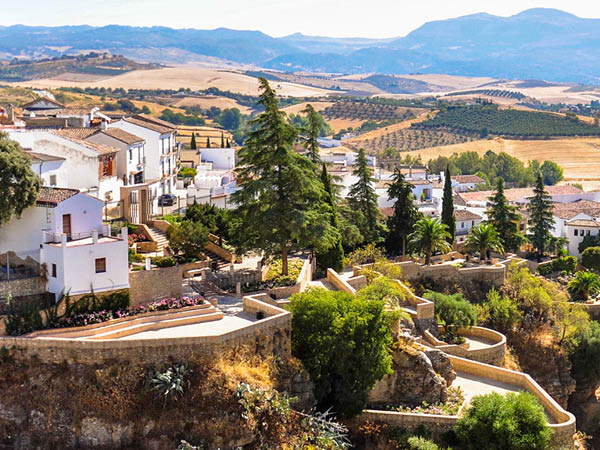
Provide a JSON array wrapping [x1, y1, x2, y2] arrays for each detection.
[[408, 217, 452, 265], [568, 271, 600, 301], [465, 223, 504, 263]]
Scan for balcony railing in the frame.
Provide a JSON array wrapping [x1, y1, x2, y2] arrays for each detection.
[[43, 224, 112, 244]]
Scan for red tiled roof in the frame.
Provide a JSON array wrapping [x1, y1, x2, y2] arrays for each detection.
[[455, 209, 482, 221], [124, 117, 173, 134], [553, 200, 600, 220], [133, 113, 177, 130], [53, 130, 119, 155], [452, 175, 485, 184], [567, 219, 600, 228], [458, 185, 583, 204], [99, 127, 144, 145], [36, 187, 79, 207]]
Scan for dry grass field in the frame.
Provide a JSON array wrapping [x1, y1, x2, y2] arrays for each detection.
[[280, 101, 332, 116], [172, 96, 253, 114], [409, 137, 600, 183], [176, 125, 233, 147], [13, 66, 334, 97]]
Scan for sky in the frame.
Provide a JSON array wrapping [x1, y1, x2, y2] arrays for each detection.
[[1, 0, 600, 38]]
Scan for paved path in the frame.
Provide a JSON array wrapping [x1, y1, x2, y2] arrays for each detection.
[[307, 279, 337, 290], [465, 335, 497, 351], [453, 371, 555, 423]]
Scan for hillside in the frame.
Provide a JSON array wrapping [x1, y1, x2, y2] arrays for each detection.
[[1, 9, 600, 83], [415, 104, 600, 138], [0, 53, 158, 82]]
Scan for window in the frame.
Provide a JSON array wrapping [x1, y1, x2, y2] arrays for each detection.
[[461, 222, 465, 229], [129, 149, 133, 161], [51, 263, 57, 278], [574, 229, 579, 236], [587, 230, 591, 236], [95, 258, 106, 273], [581, 229, 585, 236], [49, 174, 57, 186]]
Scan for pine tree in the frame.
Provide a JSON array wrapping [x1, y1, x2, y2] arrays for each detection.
[[527, 172, 555, 259], [206, 137, 210, 148], [190, 133, 197, 150], [301, 104, 322, 163], [441, 165, 455, 244], [231, 78, 338, 275], [226, 139, 231, 148], [316, 164, 344, 273], [385, 169, 421, 256], [348, 148, 382, 243], [487, 177, 523, 252], [221, 132, 225, 148]]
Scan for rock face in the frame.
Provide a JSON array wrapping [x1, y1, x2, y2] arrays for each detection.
[[368, 344, 456, 406]]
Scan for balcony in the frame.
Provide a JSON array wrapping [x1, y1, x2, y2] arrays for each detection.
[[42, 224, 112, 244]]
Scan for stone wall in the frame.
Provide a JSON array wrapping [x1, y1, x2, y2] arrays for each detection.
[[0, 277, 45, 301], [0, 295, 291, 366], [129, 265, 183, 306]]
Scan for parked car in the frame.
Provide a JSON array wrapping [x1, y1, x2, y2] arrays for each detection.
[[158, 194, 176, 206]]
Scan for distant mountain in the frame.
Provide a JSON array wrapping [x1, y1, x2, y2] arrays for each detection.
[[1, 9, 600, 84]]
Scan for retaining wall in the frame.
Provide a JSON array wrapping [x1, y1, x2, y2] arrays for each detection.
[[0, 295, 291, 366], [0, 277, 45, 301], [423, 326, 506, 366], [129, 265, 183, 306]]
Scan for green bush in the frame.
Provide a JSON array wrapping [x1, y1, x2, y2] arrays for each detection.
[[146, 363, 191, 405], [570, 320, 600, 381], [582, 247, 600, 271], [407, 436, 440, 450], [289, 287, 393, 418], [167, 220, 209, 259], [424, 292, 477, 342], [481, 289, 521, 333], [4, 302, 43, 336], [455, 392, 551, 450], [178, 167, 197, 178], [152, 256, 177, 268], [538, 255, 577, 275]]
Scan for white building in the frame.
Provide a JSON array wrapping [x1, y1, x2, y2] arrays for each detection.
[[0, 188, 129, 299], [455, 209, 484, 244], [8, 130, 123, 202], [565, 219, 600, 257], [199, 147, 235, 171], [108, 115, 178, 197], [28, 152, 66, 187]]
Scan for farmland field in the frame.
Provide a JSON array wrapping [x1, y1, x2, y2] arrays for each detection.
[[12, 66, 334, 97], [408, 137, 600, 182], [172, 96, 253, 114]]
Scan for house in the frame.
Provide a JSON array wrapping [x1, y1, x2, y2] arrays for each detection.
[[27, 151, 67, 187], [0, 105, 25, 130], [21, 97, 64, 113], [456, 185, 596, 208], [0, 188, 129, 299], [455, 209, 483, 244], [565, 219, 600, 257], [187, 169, 238, 209], [8, 130, 123, 202], [108, 115, 178, 198]]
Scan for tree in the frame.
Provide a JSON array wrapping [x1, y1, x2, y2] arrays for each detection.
[[301, 104, 322, 163], [578, 235, 600, 254], [424, 292, 477, 342], [464, 223, 504, 263], [316, 165, 344, 273], [0, 134, 41, 225], [166, 220, 209, 259], [190, 133, 197, 150], [348, 148, 383, 243], [441, 165, 455, 244], [385, 169, 420, 256], [527, 172, 555, 259], [218, 108, 241, 130], [581, 247, 600, 271], [455, 392, 551, 450], [481, 289, 521, 334], [220, 132, 225, 148], [408, 217, 452, 265], [570, 320, 600, 381], [540, 160, 564, 185], [289, 288, 393, 418], [226, 139, 231, 148], [141, 105, 151, 114], [568, 270, 600, 301], [231, 78, 338, 275], [487, 177, 523, 252], [206, 137, 210, 148]]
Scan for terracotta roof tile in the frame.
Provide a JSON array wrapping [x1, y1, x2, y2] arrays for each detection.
[[52, 130, 119, 155], [99, 128, 144, 145], [54, 128, 98, 140], [452, 175, 485, 184], [134, 114, 177, 130], [458, 185, 583, 204], [124, 117, 173, 134], [36, 187, 79, 207], [567, 219, 600, 227], [455, 209, 482, 221], [553, 200, 600, 219]]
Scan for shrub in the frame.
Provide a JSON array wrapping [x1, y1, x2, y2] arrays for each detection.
[[356, 277, 409, 312], [167, 220, 209, 259], [424, 292, 477, 342], [236, 382, 292, 419], [178, 167, 197, 178], [4, 302, 43, 336], [568, 270, 600, 301], [147, 363, 191, 405], [265, 259, 304, 285], [582, 247, 600, 271], [538, 255, 577, 276], [344, 243, 385, 267], [152, 256, 177, 268], [289, 288, 393, 418], [481, 289, 521, 333], [455, 392, 552, 450], [407, 436, 440, 450], [570, 321, 600, 381]]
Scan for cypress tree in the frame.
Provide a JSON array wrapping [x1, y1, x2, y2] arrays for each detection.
[[487, 177, 523, 252], [221, 132, 225, 148], [231, 78, 338, 275], [316, 164, 344, 273], [301, 104, 322, 163], [348, 148, 382, 243], [386, 169, 420, 256], [190, 133, 197, 150], [206, 137, 210, 148], [441, 165, 455, 244], [226, 139, 231, 148], [527, 172, 555, 260]]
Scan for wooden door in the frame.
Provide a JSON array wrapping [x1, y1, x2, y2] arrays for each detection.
[[62, 214, 72, 240]]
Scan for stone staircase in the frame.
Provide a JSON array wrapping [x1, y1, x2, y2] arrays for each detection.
[[147, 226, 169, 253], [203, 250, 230, 270]]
